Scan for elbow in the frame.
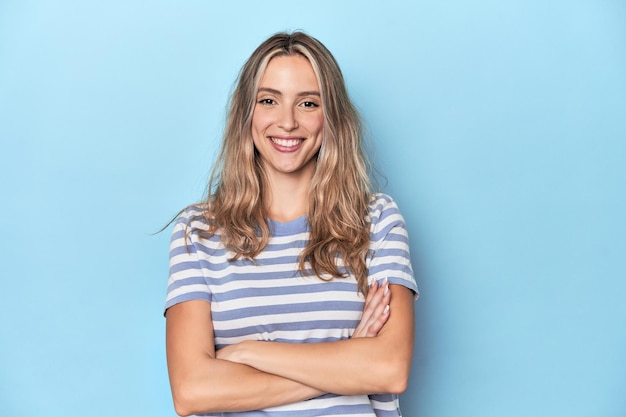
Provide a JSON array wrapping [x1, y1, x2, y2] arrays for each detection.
[[173, 401, 191, 417], [380, 367, 409, 395], [171, 379, 230, 416], [386, 374, 409, 395], [376, 357, 411, 395], [171, 389, 193, 417], [171, 382, 205, 417], [173, 404, 191, 417]]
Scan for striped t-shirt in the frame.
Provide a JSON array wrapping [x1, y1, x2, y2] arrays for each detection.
[[165, 193, 418, 416]]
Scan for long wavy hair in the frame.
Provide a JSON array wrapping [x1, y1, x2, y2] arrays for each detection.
[[198, 31, 373, 294]]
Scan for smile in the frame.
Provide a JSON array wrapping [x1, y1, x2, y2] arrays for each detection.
[[270, 137, 303, 147]]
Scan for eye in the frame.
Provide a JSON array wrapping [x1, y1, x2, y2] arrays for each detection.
[[300, 101, 319, 108], [258, 98, 276, 105]]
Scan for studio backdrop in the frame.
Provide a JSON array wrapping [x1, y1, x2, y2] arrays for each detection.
[[1, 1, 625, 416]]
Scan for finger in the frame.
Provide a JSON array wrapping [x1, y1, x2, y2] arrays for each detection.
[[354, 280, 391, 338], [362, 281, 392, 336], [363, 279, 378, 307], [354, 304, 376, 337], [365, 304, 390, 337], [354, 278, 391, 338], [365, 285, 391, 331], [360, 280, 386, 321]]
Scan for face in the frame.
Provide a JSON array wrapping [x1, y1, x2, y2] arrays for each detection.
[[251, 54, 324, 180]]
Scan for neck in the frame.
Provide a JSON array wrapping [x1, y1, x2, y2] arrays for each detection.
[[264, 165, 314, 222]]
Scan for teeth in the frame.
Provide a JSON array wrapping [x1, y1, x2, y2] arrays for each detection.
[[271, 137, 301, 147]]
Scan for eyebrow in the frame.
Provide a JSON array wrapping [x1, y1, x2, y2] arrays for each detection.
[[257, 87, 320, 97]]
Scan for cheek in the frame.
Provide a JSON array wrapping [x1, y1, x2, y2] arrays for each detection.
[[251, 111, 271, 133], [304, 113, 324, 134]]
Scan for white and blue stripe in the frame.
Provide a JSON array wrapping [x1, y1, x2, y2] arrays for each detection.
[[165, 193, 418, 416]]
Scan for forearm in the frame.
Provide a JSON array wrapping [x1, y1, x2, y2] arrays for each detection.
[[234, 338, 409, 395], [221, 285, 415, 396], [170, 357, 323, 415], [166, 300, 324, 416]]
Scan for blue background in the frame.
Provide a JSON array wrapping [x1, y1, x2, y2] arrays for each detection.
[[1, 1, 625, 416]]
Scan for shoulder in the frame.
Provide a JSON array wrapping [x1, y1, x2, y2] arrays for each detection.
[[367, 193, 410, 241], [168, 204, 225, 261], [367, 193, 405, 224], [173, 204, 212, 233], [169, 204, 217, 249]]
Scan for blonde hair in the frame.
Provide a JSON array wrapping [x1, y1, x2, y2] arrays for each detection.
[[199, 31, 373, 294]]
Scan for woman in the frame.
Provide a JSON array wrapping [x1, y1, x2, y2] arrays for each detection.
[[165, 31, 418, 416]]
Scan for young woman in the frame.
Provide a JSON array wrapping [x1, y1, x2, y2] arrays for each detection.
[[165, 32, 418, 416]]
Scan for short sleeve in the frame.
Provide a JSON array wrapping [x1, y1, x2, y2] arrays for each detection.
[[164, 210, 213, 313], [367, 194, 419, 298]]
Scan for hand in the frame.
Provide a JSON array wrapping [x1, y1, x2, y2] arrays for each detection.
[[216, 342, 245, 364], [352, 278, 391, 338]]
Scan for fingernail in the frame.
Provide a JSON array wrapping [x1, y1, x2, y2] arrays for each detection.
[[384, 305, 390, 314], [384, 284, 389, 295]]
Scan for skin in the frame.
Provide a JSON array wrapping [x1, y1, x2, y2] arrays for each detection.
[[165, 54, 415, 416]]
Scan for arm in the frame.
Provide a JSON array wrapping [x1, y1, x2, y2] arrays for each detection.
[[165, 215, 319, 414], [166, 300, 323, 416], [217, 284, 415, 395], [166, 279, 392, 416], [216, 196, 418, 396]]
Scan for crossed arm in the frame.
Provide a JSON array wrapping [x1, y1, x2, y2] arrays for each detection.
[[165, 280, 415, 416]]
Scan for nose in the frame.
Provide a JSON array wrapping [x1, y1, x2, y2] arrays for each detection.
[[277, 106, 298, 131]]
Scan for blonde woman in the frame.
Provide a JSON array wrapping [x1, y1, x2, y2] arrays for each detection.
[[165, 32, 418, 416]]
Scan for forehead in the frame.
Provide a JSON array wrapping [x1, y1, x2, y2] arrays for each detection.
[[258, 54, 320, 90]]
